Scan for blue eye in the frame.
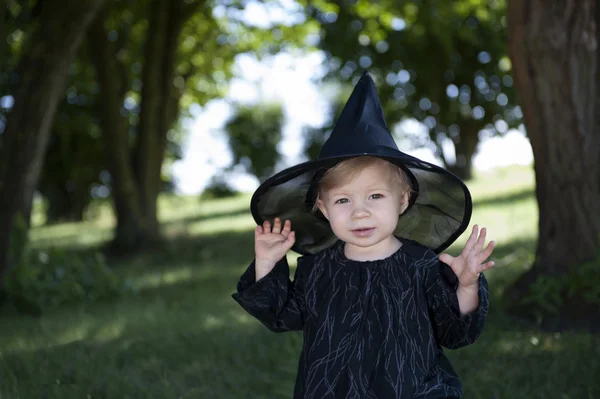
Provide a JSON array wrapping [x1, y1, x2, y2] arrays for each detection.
[[371, 193, 384, 199], [335, 198, 348, 204]]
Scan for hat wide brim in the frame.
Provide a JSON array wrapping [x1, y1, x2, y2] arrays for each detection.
[[250, 150, 472, 255]]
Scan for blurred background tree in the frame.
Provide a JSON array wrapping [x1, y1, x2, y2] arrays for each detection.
[[0, 0, 307, 277], [38, 101, 104, 223], [302, 0, 519, 180], [85, 0, 224, 253], [0, 0, 597, 331], [69, 0, 310, 254], [0, 0, 107, 285], [225, 102, 284, 182]]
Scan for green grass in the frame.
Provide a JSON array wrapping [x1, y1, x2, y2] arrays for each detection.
[[1, 165, 599, 398]]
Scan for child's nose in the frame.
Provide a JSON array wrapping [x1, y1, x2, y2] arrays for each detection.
[[352, 204, 370, 218]]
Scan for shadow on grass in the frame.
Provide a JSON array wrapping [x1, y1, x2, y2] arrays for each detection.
[[22, 227, 537, 311], [0, 239, 300, 398], [473, 188, 535, 208], [162, 206, 252, 229], [2, 302, 598, 398], [448, 313, 600, 398], [0, 321, 302, 398], [3, 232, 600, 398], [27, 224, 256, 269], [114, 228, 257, 271], [483, 237, 536, 292]]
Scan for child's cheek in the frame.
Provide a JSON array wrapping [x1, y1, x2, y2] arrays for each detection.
[[332, 208, 349, 225]]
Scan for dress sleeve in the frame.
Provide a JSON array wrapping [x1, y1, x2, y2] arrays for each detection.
[[424, 257, 489, 349], [231, 255, 306, 332]]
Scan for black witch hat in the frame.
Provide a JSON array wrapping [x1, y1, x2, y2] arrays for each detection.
[[250, 71, 472, 255]]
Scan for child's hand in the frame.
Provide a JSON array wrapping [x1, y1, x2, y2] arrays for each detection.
[[439, 225, 495, 290], [254, 218, 295, 279]]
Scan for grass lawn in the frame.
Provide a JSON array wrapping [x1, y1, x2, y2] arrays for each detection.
[[1, 166, 598, 398]]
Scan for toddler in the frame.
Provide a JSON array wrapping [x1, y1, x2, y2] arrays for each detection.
[[232, 72, 494, 398]]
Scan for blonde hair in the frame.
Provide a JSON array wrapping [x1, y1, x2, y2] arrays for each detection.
[[312, 156, 413, 213]]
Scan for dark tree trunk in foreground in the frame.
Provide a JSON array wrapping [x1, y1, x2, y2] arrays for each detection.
[[506, 0, 600, 329], [89, 0, 190, 254], [0, 0, 106, 285]]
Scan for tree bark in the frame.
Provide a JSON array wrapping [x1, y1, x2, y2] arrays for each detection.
[[42, 185, 87, 223], [0, 0, 6, 68], [88, 12, 149, 254], [0, 0, 106, 285], [134, 0, 187, 235], [89, 0, 189, 254], [447, 122, 479, 180], [506, 0, 600, 327]]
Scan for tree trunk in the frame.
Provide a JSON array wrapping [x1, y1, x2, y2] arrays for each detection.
[[447, 122, 478, 180], [506, 0, 600, 328], [39, 125, 99, 224], [89, 0, 189, 254], [134, 0, 186, 235], [41, 184, 87, 223], [0, 0, 6, 68], [434, 121, 478, 181], [87, 12, 150, 254], [0, 0, 106, 285]]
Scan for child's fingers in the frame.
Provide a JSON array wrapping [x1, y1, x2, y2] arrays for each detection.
[[285, 231, 296, 247], [463, 224, 478, 253], [255, 225, 263, 237], [478, 260, 495, 273], [474, 227, 487, 250], [439, 253, 462, 277], [263, 220, 271, 232], [477, 240, 495, 264], [272, 217, 282, 234], [281, 219, 292, 237]]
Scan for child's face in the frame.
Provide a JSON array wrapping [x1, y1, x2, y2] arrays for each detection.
[[316, 163, 409, 256]]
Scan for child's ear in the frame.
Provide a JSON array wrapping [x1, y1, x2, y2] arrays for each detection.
[[400, 203, 408, 215], [399, 192, 410, 215], [316, 198, 329, 220]]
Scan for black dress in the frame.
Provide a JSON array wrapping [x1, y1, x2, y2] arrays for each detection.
[[232, 238, 489, 398]]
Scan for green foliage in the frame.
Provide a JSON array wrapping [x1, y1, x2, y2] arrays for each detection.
[[0, 0, 32, 136], [8, 212, 28, 269], [4, 249, 128, 314], [225, 102, 284, 181], [39, 99, 105, 222], [522, 275, 564, 315], [566, 256, 600, 303], [27, 0, 310, 225], [302, 125, 328, 161], [522, 254, 600, 317], [303, 0, 519, 172], [201, 175, 239, 199], [301, 90, 348, 161]]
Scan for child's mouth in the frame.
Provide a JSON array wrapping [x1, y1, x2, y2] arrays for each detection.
[[351, 227, 375, 237]]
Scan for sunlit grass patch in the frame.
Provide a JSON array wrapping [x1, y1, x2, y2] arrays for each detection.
[[2, 166, 598, 398]]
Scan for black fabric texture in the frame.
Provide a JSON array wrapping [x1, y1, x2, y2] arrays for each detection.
[[232, 238, 489, 398]]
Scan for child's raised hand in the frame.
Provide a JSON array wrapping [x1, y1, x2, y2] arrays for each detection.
[[438, 225, 495, 290], [254, 218, 295, 278]]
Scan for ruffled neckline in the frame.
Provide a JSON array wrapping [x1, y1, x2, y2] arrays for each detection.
[[330, 237, 408, 268]]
